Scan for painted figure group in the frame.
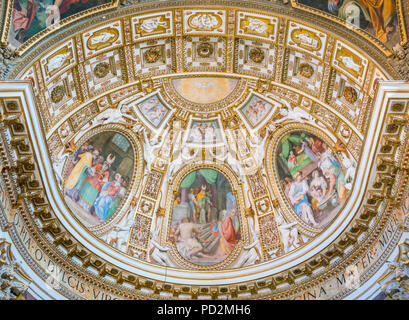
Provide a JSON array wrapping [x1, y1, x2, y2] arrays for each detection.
[[244, 97, 271, 127], [64, 142, 128, 222], [172, 170, 240, 264], [279, 133, 347, 227]]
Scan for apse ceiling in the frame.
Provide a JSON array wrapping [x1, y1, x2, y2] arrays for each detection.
[[0, 0, 409, 300]]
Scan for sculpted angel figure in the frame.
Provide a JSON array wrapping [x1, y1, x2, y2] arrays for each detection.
[[190, 13, 219, 30], [273, 105, 315, 125], [148, 224, 175, 267], [275, 212, 300, 253], [53, 152, 70, 188], [166, 146, 199, 181], [104, 207, 136, 252], [47, 52, 71, 73], [248, 129, 270, 171], [208, 145, 245, 181], [92, 104, 142, 128], [339, 55, 361, 73], [89, 32, 115, 46], [247, 18, 268, 34], [341, 153, 357, 190], [142, 128, 162, 174], [140, 17, 168, 33], [234, 217, 261, 268]]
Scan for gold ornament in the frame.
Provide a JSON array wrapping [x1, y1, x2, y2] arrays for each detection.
[[144, 46, 162, 64], [50, 85, 65, 103], [249, 47, 265, 63], [93, 62, 110, 78], [343, 86, 358, 104], [196, 42, 214, 58], [299, 63, 314, 78]]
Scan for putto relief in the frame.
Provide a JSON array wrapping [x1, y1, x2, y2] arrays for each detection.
[[170, 169, 240, 266], [276, 131, 348, 228], [63, 131, 134, 227]]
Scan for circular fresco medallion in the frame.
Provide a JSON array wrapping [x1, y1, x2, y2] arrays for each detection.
[[63, 131, 134, 227], [276, 131, 348, 228], [170, 168, 240, 266]]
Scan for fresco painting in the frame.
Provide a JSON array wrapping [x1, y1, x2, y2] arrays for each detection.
[[187, 120, 222, 145], [64, 131, 134, 226], [136, 95, 169, 128], [10, 0, 113, 47], [171, 169, 240, 265], [296, 0, 401, 49], [277, 131, 347, 228], [240, 95, 273, 128]]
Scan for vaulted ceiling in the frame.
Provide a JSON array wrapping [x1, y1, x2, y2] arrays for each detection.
[[0, 0, 409, 300]]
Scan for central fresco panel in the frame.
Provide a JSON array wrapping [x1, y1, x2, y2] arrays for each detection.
[[171, 169, 240, 266]]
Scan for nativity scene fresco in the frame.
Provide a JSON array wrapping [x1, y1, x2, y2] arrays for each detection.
[[9, 0, 115, 48], [293, 0, 402, 50], [63, 131, 134, 227], [170, 169, 240, 266], [276, 131, 347, 228]]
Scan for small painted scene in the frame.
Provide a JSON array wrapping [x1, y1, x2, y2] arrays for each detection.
[[240, 95, 273, 128], [10, 0, 113, 47], [136, 94, 169, 128], [187, 120, 222, 145], [170, 169, 240, 265], [296, 0, 401, 49], [64, 131, 133, 227], [276, 131, 347, 228]]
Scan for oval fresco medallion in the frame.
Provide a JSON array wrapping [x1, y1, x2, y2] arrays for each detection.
[[276, 131, 348, 228], [170, 169, 240, 266], [63, 131, 134, 227]]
